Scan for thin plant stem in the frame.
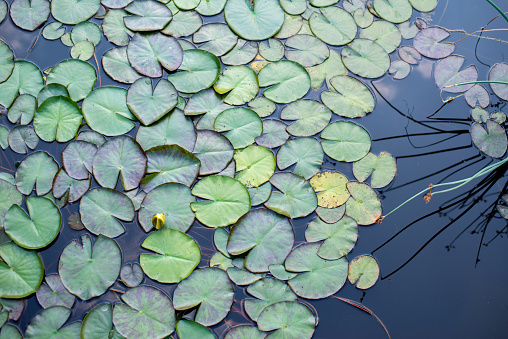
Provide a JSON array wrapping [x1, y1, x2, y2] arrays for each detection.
[[486, 0, 508, 24]]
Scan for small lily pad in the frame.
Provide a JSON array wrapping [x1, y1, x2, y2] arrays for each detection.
[[345, 182, 382, 225], [413, 27, 454, 59], [36, 274, 76, 309], [321, 75, 375, 118], [471, 120, 508, 158], [10, 0, 50, 31], [214, 65, 259, 105], [25, 306, 81, 338], [309, 171, 350, 208], [244, 278, 297, 322], [34, 96, 83, 143], [234, 145, 276, 188], [215, 107, 263, 149], [341, 39, 390, 79], [277, 137, 324, 180], [258, 60, 311, 103], [353, 152, 397, 188], [193, 130, 234, 175], [120, 263, 144, 288], [15, 151, 58, 195], [489, 62, 508, 101], [348, 255, 380, 289], [62, 141, 97, 180], [434, 55, 478, 93], [309, 7, 356, 46], [168, 49, 220, 93], [305, 216, 358, 260], [81, 303, 123, 339], [320, 121, 371, 162]]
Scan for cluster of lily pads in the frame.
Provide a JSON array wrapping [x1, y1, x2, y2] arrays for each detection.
[[0, 0, 485, 337]]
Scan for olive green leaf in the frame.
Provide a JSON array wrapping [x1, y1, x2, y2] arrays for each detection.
[[36, 274, 75, 309], [15, 151, 58, 195], [320, 121, 371, 162], [281, 100, 331, 137], [234, 145, 276, 188], [25, 306, 81, 338], [305, 216, 358, 260], [345, 182, 382, 225], [81, 303, 124, 339], [353, 152, 397, 188], [277, 137, 323, 179], [214, 65, 259, 105], [257, 301, 315, 338], [214, 107, 263, 149], [348, 255, 380, 289], [34, 96, 83, 142], [168, 49, 220, 93], [258, 60, 310, 103]]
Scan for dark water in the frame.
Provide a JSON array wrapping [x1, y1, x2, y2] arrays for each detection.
[[1, 0, 508, 338]]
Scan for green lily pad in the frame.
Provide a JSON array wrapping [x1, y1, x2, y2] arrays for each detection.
[[284, 34, 329, 67], [280, 0, 305, 14], [322, 74, 376, 117], [120, 263, 144, 288], [80, 188, 135, 238], [0, 179, 22, 228], [210, 252, 234, 270], [10, 0, 50, 31], [4, 196, 61, 249], [0, 241, 43, 298], [214, 107, 263, 149], [348, 255, 380, 289], [102, 47, 143, 84], [265, 172, 317, 218], [33, 96, 82, 143], [345, 182, 382, 225], [168, 49, 220, 93], [224, 325, 267, 339], [161, 10, 203, 38], [255, 120, 289, 148], [103, 9, 133, 46], [46, 59, 96, 102], [176, 319, 216, 339], [193, 23, 238, 56], [309, 7, 356, 46], [193, 130, 234, 175], [489, 63, 508, 101], [320, 121, 371, 162], [465, 85, 490, 108], [124, 188, 146, 211], [353, 152, 397, 188], [0, 324, 22, 339], [214, 65, 259, 105], [113, 285, 175, 339], [124, 0, 172, 32], [7, 94, 35, 125], [413, 27, 454, 59], [389, 60, 411, 79], [36, 274, 75, 309], [224, 0, 284, 41], [0, 126, 7, 150], [309, 171, 350, 208], [136, 108, 196, 151], [36, 84, 69, 107], [81, 303, 123, 339], [409, 0, 437, 12], [471, 120, 508, 158], [25, 306, 81, 338], [305, 216, 358, 260], [82, 86, 137, 136], [373, 0, 412, 23], [127, 77, 178, 126], [245, 278, 297, 322], [70, 40, 95, 61], [51, 0, 100, 24], [92, 136, 147, 191], [140, 229, 200, 283], [62, 141, 97, 180], [196, 0, 226, 15], [228, 208, 294, 272], [285, 243, 348, 298], [248, 97, 276, 118], [0, 297, 24, 321], [138, 183, 196, 232], [71, 21, 102, 46], [359, 20, 401, 54], [222, 39, 258, 65], [276, 137, 323, 179], [173, 267, 234, 326], [257, 301, 315, 338], [227, 258, 265, 285], [434, 55, 478, 93], [268, 264, 297, 280], [52, 168, 91, 203], [8, 125, 39, 154], [0, 61, 44, 108], [77, 130, 106, 147], [274, 13, 302, 39], [0, 40, 14, 84], [281, 100, 331, 137], [15, 151, 58, 195], [259, 39, 284, 62], [341, 39, 390, 79], [59, 234, 121, 300], [258, 60, 310, 103], [174, 0, 200, 10], [191, 175, 251, 228], [184, 88, 232, 129], [306, 50, 347, 90], [234, 145, 275, 188], [141, 145, 200, 192]]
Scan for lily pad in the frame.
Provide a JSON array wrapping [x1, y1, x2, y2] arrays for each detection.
[[409, 0, 437, 12], [284, 34, 329, 67], [309, 7, 356, 46], [102, 47, 143, 84], [224, 325, 267, 339], [471, 120, 508, 158], [360, 20, 401, 53], [341, 39, 390, 79], [0, 179, 23, 228], [222, 39, 258, 65], [258, 60, 310, 103], [25, 306, 81, 338], [52, 168, 91, 203], [0, 241, 43, 298], [234, 145, 275, 188], [103, 9, 133, 46], [320, 121, 371, 162], [71, 21, 102, 46], [42, 22, 65, 40], [184, 88, 232, 129], [36, 274, 75, 309], [0, 40, 14, 85], [4, 196, 61, 249], [373, 0, 412, 23], [224, 0, 284, 41], [113, 285, 175, 339], [305, 216, 358, 260], [465, 85, 490, 108], [257, 301, 315, 338], [168, 49, 220, 93], [215, 107, 263, 149], [193, 23, 238, 56], [214, 65, 259, 105], [398, 45, 421, 64], [81, 303, 123, 339], [140, 229, 200, 283], [0, 324, 22, 339], [46, 60, 96, 102], [80, 188, 135, 238], [259, 39, 284, 62], [161, 10, 203, 37], [0, 61, 44, 108], [173, 267, 234, 326], [389, 60, 411, 79], [268, 264, 297, 280], [15, 151, 58, 195], [248, 97, 276, 118], [353, 152, 397, 188], [191, 175, 251, 228], [245, 278, 297, 322], [321, 75, 375, 118], [70, 42, 95, 61], [434, 55, 478, 93], [138, 183, 196, 232], [348, 255, 380, 289], [281, 100, 331, 137], [10, 0, 50, 31], [277, 137, 324, 179], [77, 130, 106, 147], [193, 130, 234, 175], [309, 171, 350, 208], [413, 27, 454, 59], [488, 63, 508, 101], [33, 96, 82, 143], [255, 120, 289, 148], [62, 141, 97, 180], [120, 263, 144, 288], [274, 13, 302, 39], [51, 0, 100, 24], [285, 242, 348, 298], [6, 94, 34, 125], [124, 0, 172, 32], [8, 125, 39, 154], [345, 182, 382, 225], [59, 234, 121, 300], [306, 50, 347, 90]]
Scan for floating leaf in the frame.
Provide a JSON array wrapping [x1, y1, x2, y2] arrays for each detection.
[[176, 319, 216, 339], [471, 120, 508, 158], [120, 263, 144, 288], [124, 0, 172, 32], [321, 75, 375, 118], [184, 88, 232, 129], [360, 20, 401, 53], [193, 130, 233, 175], [274, 13, 302, 39], [103, 9, 133, 46], [306, 50, 347, 90], [434, 55, 478, 93], [285, 243, 348, 298], [247, 182, 272, 207], [127, 78, 178, 125], [80, 188, 135, 238], [222, 39, 258, 65], [277, 137, 323, 179], [10, 0, 50, 31], [102, 47, 143, 84], [82, 86, 136, 136], [268, 264, 297, 280], [62, 141, 97, 180], [265, 172, 317, 218], [224, 0, 284, 41], [8, 125, 39, 154], [51, 0, 100, 24], [162, 10, 203, 38], [4, 196, 61, 249], [168, 49, 220, 93], [255, 120, 289, 148], [33, 96, 82, 143], [309, 171, 350, 208], [37, 84, 69, 107], [248, 97, 276, 118], [71, 21, 102, 46], [77, 130, 106, 147], [36, 274, 75, 309], [0, 40, 14, 84], [234, 145, 275, 188], [138, 183, 196, 232], [15, 151, 58, 195], [413, 27, 454, 59], [0, 324, 22, 339], [305, 216, 358, 260], [0, 61, 44, 108], [280, 100, 330, 137], [372, 0, 412, 23], [389, 60, 410, 79], [409, 0, 437, 12], [193, 23, 238, 56], [224, 325, 267, 339], [309, 7, 356, 46], [245, 278, 297, 323], [113, 285, 175, 339], [320, 121, 371, 162], [140, 229, 200, 283], [227, 258, 265, 285], [284, 34, 329, 67], [258, 60, 310, 103], [191, 175, 251, 228], [25, 306, 81, 338], [465, 85, 490, 108], [398, 45, 421, 64], [7, 94, 35, 125], [489, 62, 508, 101], [0, 125, 7, 150], [196, 0, 227, 15], [341, 39, 390, 79], [0, 179, 22, 228], [81, 303, 123, 339], [215, 107, 263, 149], [70, 41, 95, 61], [345, 182, 382, 225], [52, 168, 91, 203], [353, 152, 397, 188], [348, 255, 380, 289], [47, 59, 96, 102], [214, 65, 259, 105], [257, 301, 315, 338], [173, 267, 234, 326], [258, 39, 284, 62]]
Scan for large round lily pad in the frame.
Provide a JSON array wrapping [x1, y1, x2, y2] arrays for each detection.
[[33, 96, 82, 143], [345, 182, 382, 225], [25, 306, 81, 338], [305, 216, 358, 260], [341, 39, 390, 79], [258, 60, 310, 103], [320, 121, 371, 162], [234, 145, 275, 188], [309, 171, 350, 208], [257, 301, 315, 338], [471, 120, 508, 158]]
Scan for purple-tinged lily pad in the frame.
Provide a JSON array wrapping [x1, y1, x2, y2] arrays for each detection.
[[62, 140, 97, 180], [413, 27, 454, 59], [471, 120, 508, 158], [8, 125, 39, 154], [434, 55, 478, 93], [192, 130, 234, 176], [36, 274, 76, 309], [489, 62, 508, 100], [52, 168, 91, 204], [398, 45, 421, 65], [465, 84, 490, 108]]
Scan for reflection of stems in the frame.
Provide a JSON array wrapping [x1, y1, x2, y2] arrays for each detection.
[[486, 0, 508, 23]]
